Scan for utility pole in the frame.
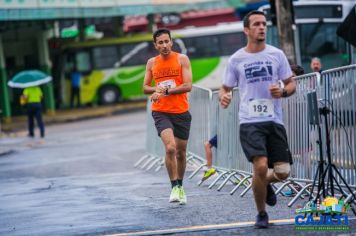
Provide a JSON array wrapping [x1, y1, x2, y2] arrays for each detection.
[[275, 0, 297, 64], [114, 16, 124, 37]]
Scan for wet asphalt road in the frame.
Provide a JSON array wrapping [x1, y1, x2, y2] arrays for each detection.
[[0, 110, 355, 236]]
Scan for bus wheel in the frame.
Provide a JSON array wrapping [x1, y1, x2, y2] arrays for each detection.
[[98, 85, 121, 105]]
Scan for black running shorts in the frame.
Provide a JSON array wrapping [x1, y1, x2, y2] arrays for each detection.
[[152, 111, 192, 140], [209, 135, 217, 148], [239, 121, 293, 168]]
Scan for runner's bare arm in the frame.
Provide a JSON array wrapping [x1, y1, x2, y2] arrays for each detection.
[[270, 76, 296, 98], [166, 54, 192, 95], [282, 76, 296, 96], [219, 85, 233, 108], [143, 58, 157, 94]]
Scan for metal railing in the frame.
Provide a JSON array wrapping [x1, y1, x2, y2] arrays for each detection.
[[134, 98, 165, 171], [139, 64, 356, 207]]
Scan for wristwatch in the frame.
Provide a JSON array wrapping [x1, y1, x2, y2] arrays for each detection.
[[165, 88, 169, 95], [282, 88, 288, 97]]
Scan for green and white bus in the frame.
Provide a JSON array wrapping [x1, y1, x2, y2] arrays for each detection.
[[259, 0, 355, 71], [59, 22, 245, 106]]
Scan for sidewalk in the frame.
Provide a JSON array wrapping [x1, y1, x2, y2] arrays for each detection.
[[0, 100, 147, 155]]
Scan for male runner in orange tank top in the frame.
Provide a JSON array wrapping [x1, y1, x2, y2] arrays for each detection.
[[143, 28, 192, 205]]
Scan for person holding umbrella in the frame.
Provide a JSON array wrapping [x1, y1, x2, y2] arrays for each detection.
[[21, 86, 45, 138], [8, 70, 51, 139]]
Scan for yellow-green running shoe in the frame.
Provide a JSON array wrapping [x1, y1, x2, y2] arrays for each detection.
[[179, 186, 187, 205], [201, 168, 216, 181], [169, 186, 180, 203]]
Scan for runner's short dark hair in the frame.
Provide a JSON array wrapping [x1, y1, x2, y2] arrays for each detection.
[[153, 28, 172, 42], [243, 10, 266, 28]]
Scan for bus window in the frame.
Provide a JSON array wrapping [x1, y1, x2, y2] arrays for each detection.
[[75, 51, 91, 73], [266, 25, 279, 48], [299, 23, 348, 70], [295, 5, 343, 19], [218, 32, 246, 55], [64, 54, 75, 74], [172, 40, 183, 54], [119, 42, 156, 67], [120, 43, 138, 56], [184, 35, 220, 58], [92, 46, 119, 69]]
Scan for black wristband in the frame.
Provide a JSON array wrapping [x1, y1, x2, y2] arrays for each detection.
[[282, 88, 288, 97]]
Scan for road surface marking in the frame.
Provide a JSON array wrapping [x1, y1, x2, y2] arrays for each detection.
[[106, 218, 295, 236]]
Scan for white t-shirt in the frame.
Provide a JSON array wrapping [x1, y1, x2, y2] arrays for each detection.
[[222, 44, 293, 125]]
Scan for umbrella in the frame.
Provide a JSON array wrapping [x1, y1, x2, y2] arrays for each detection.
[[8, 70, 52, 88]]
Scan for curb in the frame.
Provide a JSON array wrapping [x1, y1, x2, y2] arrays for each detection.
[[0, 149, 15, 156], [1, 101, 147, 133]]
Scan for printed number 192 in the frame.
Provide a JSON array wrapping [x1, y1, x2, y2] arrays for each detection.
[[253, 105, 267, 112]]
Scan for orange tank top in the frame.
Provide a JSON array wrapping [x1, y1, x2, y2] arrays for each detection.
[[151, 52, 189, 113]]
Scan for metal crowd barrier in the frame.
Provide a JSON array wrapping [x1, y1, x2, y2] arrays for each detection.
[[318, 65, 356, 204], [139, 64, 356, 207], [197, 88, 252, 194], [134, 98, 165, 171], [188, 90, 220, 182], [320, 64, 356, 186], [187, 85, 213, 167], [210, 88, 251, 193], [279, 72, 320, 205]]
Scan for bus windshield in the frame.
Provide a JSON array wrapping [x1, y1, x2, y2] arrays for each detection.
[[261, 0, 354, 72], [298, 22, 348, 70]]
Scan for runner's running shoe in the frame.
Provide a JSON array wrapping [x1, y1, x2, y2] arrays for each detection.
[[255, 211, 269, 228], [169, 186, 180, 203], [179, 186, 187, 205], [266, 184, 277, 206], [201, 168, 216, 182]]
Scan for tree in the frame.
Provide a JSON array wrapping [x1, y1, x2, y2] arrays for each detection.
[[274, 0, 297, 64]]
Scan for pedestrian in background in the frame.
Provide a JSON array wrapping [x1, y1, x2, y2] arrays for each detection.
[[219, 10, 296, 228], [70, 68, 81, 108], [201, 135, 217, 182], [310, 57, 323, 73], [291, 64, 304, 77], [143, 28, 193, 205], [21, 86, 45, 138]]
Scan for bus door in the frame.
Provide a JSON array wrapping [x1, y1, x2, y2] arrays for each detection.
[[64, 49, 93, 106]]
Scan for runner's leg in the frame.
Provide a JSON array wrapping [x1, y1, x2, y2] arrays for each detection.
[[160, 128, 177, 181], [252, 156, 268, 213], [175, 137, 187, 181]]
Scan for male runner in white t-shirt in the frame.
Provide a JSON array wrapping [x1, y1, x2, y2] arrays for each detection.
[[219, 10, 296, 228]]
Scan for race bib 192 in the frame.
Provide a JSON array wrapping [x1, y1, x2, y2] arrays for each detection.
[[248, 99, 274, 118]]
